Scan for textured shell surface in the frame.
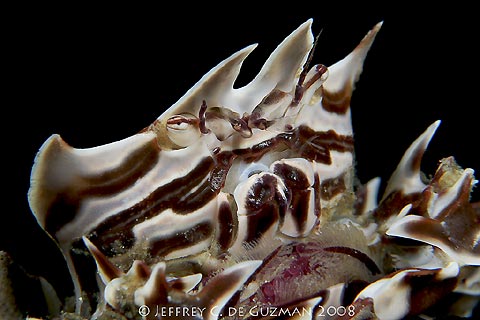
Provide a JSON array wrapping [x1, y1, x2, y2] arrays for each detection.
[[2, 8, 480, 320]]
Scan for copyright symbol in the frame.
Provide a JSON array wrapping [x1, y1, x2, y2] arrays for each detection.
[[139, 305, 150, 317]]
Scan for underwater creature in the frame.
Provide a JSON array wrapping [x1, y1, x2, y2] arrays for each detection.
[[2, 19, 479, 319]]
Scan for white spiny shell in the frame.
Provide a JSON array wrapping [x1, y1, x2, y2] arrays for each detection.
[[22, 19, 480, 320]]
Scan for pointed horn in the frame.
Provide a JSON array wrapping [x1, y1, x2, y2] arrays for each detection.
[[168, 273, 203, 293], [322, 21, 383, 114], [28, 132, 158, 244], [134, 262, 169, 306], [234, 19, 315, 113], [201, 260, 262, 320], [82, 236, 123, 284], [128, 260, 152, 279], [158, 44, 257, 122], [355, 263, 459, 319], [382, 120, 441, 200], [254, 19, 314, 92], [431, 167, 476, 219], [386, 209, 480, 266], [158, 19, 316, 121]]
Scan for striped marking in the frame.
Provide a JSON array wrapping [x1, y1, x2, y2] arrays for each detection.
[[39, 124, 354, 259], [323, 246, 381, 275], [271, 159, 316, 237], [26, 21, 388, 318], [42, 135, 160, 235], [216, 193, 238, 252], [356, 263, 459, 319], [87, 156, 217, 254], [232, 125, 353, 165], [321, 82, 354, 115], [149, 222, 214, 257]]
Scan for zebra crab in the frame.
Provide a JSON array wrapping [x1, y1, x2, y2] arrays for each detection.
[[18, 19, 480, 319]]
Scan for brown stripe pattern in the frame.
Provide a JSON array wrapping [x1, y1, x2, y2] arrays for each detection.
[[43, 136, 161, 235], [233, 125, 353, 165], [43, 123, 354, 259]]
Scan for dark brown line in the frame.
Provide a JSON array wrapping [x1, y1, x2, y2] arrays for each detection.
[[321, 82, 353, 115], [320, 174, 346, 200], [243, 174, 284, 243], [89, 156, 215, 254], [324, 246, 381, 275], [404, 268, 457, 316], [90, 152, 238, 255], [313, 173, 322, 220], [260, 89, 288, 105], [149, 222, 214, 257], [81, 139, 160, 195], [45, 139, 160, 235], [199, 100, 210, 134], [271, 162, 311, 190], [310, 129, 354, 152], [199, 258, 258, 311], [288, 190, 311, 234], [217, 201, 237, 252], [233, 125, 353, 165], [76, 125, 351, 255], [373, 191, 421, 221], [271, 161, 312, 234]]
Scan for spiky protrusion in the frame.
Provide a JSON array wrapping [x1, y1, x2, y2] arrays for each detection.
[[24, 19, 480, 320]]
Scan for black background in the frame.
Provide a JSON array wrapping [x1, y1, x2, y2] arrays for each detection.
[[3, 2, 479, 308]]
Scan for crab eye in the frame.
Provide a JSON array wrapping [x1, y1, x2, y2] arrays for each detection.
[[166, 116, 191, 130], [166, 113, 201, 147]]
